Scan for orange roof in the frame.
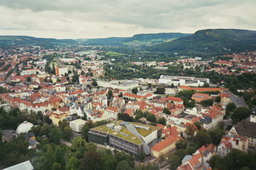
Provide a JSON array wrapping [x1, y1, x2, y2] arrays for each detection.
[[166, 96, 183, 102], [125, 108, 134, 117], [151, 136, 180, 152], [180, 86, 224, 92], [220, 93, 230, 98], [124, 93, 142, 99]]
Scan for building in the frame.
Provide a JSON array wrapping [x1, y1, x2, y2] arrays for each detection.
[[159, 75, 209, 87], [178, 144, 216, 170], [220, 93, 231, 104], [55, 66, 69, 76], [16, 121, 34, 134], [229, 114, 256, 147], [88, 121, 161, 156], [192, 93, 210, 103], [217, 135, 248, 157], [69, 119, 86, 132], [3, 160, 34, 170], [151, 136, 180, 158]]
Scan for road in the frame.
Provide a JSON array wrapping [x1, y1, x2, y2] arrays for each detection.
[[226, 91, 248, 108]]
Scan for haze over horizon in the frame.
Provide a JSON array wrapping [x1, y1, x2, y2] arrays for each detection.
[[0, 0, 255, 39]]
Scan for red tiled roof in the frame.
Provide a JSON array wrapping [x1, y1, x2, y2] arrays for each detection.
[[151, 136, 180, 152], [180, 86, 224, 92], [166, 96, 183, 102]]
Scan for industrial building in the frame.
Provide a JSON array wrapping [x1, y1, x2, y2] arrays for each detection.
[[159, 75, 209, 87], [88, 121, 161, 155]]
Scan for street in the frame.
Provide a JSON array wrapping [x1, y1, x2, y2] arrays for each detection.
[[226, 91, 248, 108]]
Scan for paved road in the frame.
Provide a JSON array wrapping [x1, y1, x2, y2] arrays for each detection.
[[226, 91, 248, 108]]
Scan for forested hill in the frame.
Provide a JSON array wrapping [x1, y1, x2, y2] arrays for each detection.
[[148, 29, 256, 57], [79, 32, 190, 46], [0, 36, 77, 48]]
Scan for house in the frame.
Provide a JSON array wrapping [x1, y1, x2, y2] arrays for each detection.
[[220, 93, 231, 104], [151, 136, 180, 158], [192, 93, 210, 103], [228, 114, 256, 147], [177, 144, 216, 170], [217, 135, 248, 157], [49, 110, 68, 126], [166, 96, 183, 105], [201, 105, 224, 130]]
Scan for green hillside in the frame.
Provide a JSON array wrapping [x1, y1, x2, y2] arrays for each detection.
[[149, 29, 256, 57], [0, 36, 77, 48], [80, 32, 190, 46]]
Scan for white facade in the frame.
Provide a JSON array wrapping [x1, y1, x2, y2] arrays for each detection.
[[69, 119, 86, 132], [159, 75, 209, 87]]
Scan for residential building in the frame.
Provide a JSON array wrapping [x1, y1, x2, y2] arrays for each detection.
[[192, 93, 210, 103], [178, 144, 216, 170], [217, 135, 248, 157], [229, 114, 256, 147], [151, 136, 180, 158]]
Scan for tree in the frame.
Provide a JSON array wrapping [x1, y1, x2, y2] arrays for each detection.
[[175, 139, 187, 149], [193, 130, 211, 146], [63, 126, 73, 141], [79, 152, 102, 170], [168, 154, 180, 170], [231, 107, 251, 124], [92, 80, 98, 87], [52, 162, 62, 170], [154, 87, 165, 94], [106, 90, 113, 99], [158, 117, 166, 125], [117, 113, 133, 121], [118, 92, 123, 98], [49, 127, 63, 144], [132, 88, 138, 94], [209, 128, 225, 145], [209, 155, 222, 169], [116, 160, 132, 170], [215, 96, 221, 103], [186, 125, 196, 136], [146, 114, 157, 123], [226, 102, 237, 115], [66, 156, 79, 170], [163, 108, 171, 115], [194, 121, 202, 130], [81, 124, 90, 141], [201, 99, 214, 107], [26, 76, 32, 82]]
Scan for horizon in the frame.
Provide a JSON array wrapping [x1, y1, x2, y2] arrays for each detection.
[[0, 0, 255, 39], [0, 27, 255, 40]]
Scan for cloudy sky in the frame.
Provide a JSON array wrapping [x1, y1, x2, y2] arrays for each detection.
[[0, 0, 255, 39]]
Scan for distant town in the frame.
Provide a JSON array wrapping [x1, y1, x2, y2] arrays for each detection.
[[0, 44, 256, 170]]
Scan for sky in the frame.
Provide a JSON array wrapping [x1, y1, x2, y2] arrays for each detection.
[[0, 0, 255, 39]]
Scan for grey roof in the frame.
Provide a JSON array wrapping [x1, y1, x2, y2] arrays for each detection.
[[4, 160, 33, 170], [235, 117, 256, 138], [200, 116, 212, 124]]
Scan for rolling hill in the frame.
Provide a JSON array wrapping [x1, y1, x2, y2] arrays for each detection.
[[79, 32, 190, 46], [148, 29, 256, 56], [0, 36, 77, 48]]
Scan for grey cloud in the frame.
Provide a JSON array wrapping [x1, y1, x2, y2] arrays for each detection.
[[0, 0, 255, 38]]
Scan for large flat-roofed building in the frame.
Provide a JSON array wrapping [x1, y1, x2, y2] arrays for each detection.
[[69, 119, 86, 133], [88, 121, 161, 155], [159, 75, 209, 87]]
